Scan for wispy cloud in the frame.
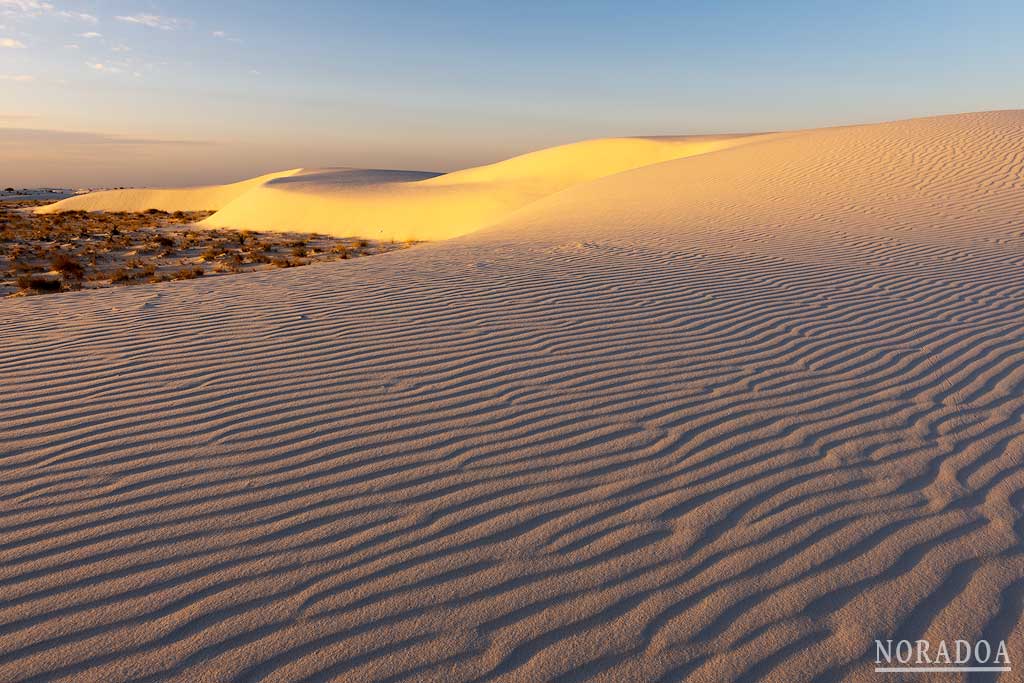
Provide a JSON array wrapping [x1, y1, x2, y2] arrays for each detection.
[[0, 36, 25, 47], [56, 9, 95, 22], [0, 1, 97, 22], [0, 112, 38, 121], [87, 62, 122, 73], [115, 14, 184, 30], [211, 29, 242, 43], [76, 30, 100, 38], [63, 42, 77, 48], [0, 73, 34, 81], [0, 0, 53, 16], [0, 127, 210, 146]]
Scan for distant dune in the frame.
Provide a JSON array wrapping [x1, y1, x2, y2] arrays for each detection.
[[5, 111, 1024, 682], [38, 135, 762, 241], [34, 169, 303, 214]]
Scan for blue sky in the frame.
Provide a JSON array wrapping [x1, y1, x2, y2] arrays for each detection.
[[1, 0, 1022, 186]]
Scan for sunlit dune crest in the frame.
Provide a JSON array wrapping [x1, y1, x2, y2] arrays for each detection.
[[38, 135, 762, 241]]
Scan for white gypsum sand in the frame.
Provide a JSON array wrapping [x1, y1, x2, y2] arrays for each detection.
[[2, 110, 1024, 682]]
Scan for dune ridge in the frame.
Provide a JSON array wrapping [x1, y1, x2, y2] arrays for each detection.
[[3, 110, 1024, 682], [33, 168, 305, 214], [38, 135, 764, 241]]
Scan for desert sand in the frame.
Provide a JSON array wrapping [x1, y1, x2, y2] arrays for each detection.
[[37, 135, 762, 242], [3, 110, 1024, 682]]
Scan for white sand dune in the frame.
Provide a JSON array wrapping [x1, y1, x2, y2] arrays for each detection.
[[4, 111, 1024, 682], [33, 169, 305, 214], [37, 135, 762, 241]]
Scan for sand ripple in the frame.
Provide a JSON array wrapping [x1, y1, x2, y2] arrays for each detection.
[[2, 111, 1024, 682]]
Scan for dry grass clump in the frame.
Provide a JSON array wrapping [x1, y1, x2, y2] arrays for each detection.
[[1, 200, 419, 296], [51, 253, 85, 280], [16, 275, 62, 293], [172, 267, 204, 280]]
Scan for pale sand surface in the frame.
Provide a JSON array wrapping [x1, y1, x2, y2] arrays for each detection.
[[3, 111, 1024, 681]]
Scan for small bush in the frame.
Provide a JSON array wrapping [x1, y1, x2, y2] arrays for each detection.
[[17, 275, 62, 293], [109, 268, 138, 283], [51, 253, 85, 280], [201, 244, 225, 261], [172, 267, 204, 280]]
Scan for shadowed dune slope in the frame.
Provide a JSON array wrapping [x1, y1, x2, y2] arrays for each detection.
[[3, 111, 1024, 683]]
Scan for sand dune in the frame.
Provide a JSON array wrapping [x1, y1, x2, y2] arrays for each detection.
[[33, 169, 305, 214], [4, 111, 1024, 682], [38, 135, 762, 241]]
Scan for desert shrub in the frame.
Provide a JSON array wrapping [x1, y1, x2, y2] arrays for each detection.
[[109, 268, 137, 283], [145, 208, 168, 215], [154, 234, 176, 248], [290, 245, 307, 257], [201, 244, 225, 261], [244, 247, 269, 263], [17, 275, 62, 293], [51, 253, 85, 280], [172, 267, 204, 280], [270, 256, 295, 268]]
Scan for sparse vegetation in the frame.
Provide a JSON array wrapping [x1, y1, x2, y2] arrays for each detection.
[[17, 275, 62, 293], [51, 253, 85, 280], [172, 267, 204, 280], [1, 200, 419, 296]]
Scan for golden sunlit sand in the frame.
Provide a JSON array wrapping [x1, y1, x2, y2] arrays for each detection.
[[39, 135, 762, 242], [3, 111, 1024, 682]]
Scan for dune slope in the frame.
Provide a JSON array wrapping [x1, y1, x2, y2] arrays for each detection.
[[38, 135, 763, 241], [3, 111, 1024, 682], [34, 169, 305, 214]]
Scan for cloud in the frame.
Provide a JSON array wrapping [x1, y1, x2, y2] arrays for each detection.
[[0, 73, 34, 81], [0, 1, 96, 22], [55, 9, 95, 23], [0, 127, 210, 146], [212, 29, 242, 43], [76, 30, 100, 38], [0, 0, 54, 16], [0, 36, 25, 47], [63, 42, 77, 48], [87, 62, 122, 73], [115, 14, 184, 30]]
